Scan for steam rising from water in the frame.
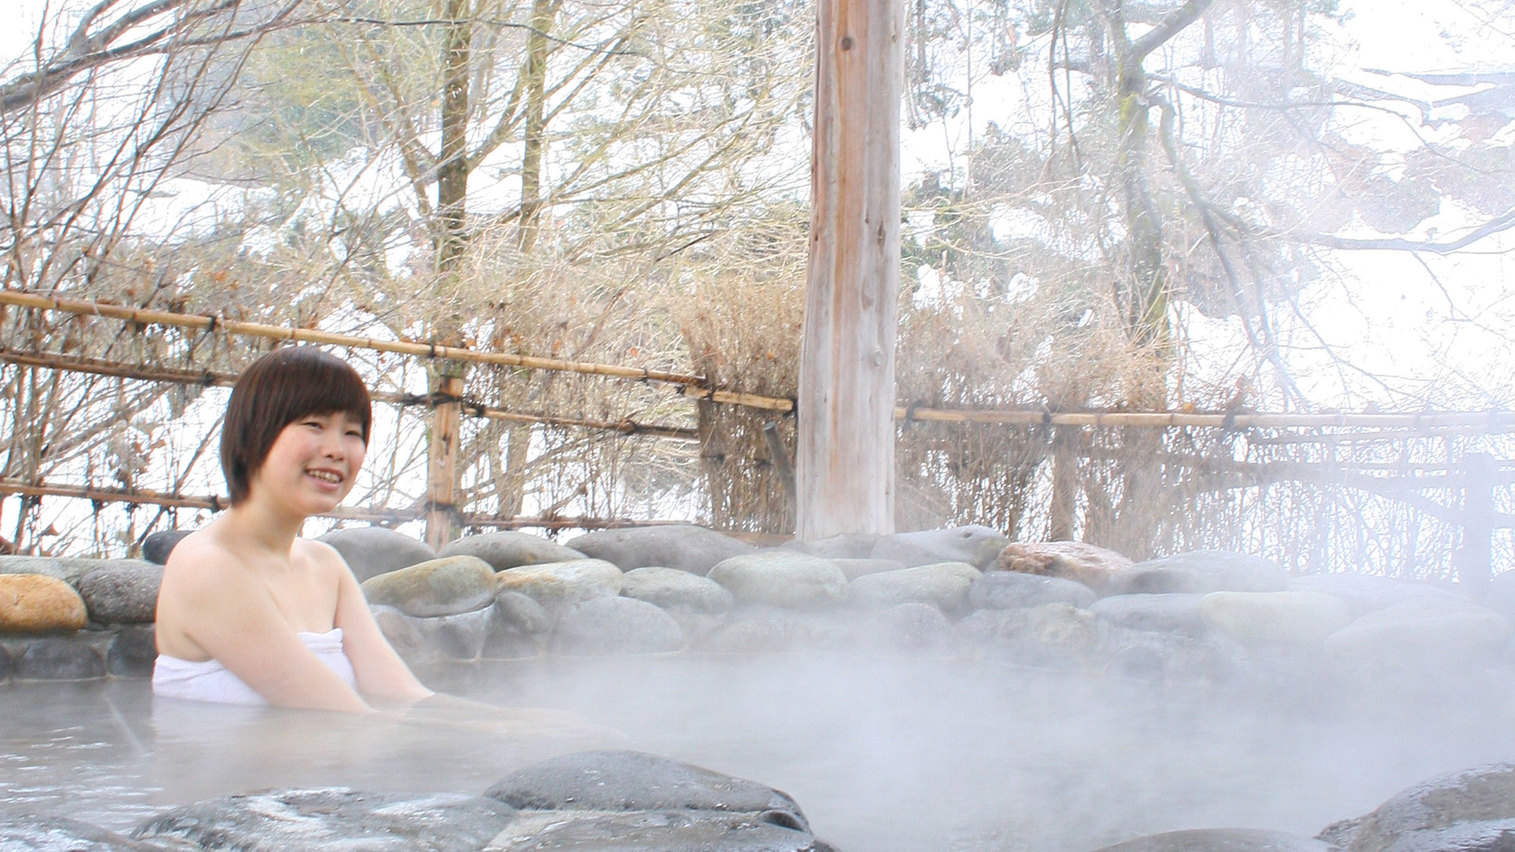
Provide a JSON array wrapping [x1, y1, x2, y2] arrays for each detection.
[[4, 651, 1515, 850]]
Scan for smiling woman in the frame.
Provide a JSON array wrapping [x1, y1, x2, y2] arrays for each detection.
[[151, 347, 435, 713]]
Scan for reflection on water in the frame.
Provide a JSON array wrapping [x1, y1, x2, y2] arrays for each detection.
[[4, 654, 1515, 851]]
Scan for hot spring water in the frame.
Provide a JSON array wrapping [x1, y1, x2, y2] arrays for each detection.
[[4, 650, 1515, 850]]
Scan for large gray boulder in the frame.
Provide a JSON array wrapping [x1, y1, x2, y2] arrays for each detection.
[[0, 815, 183, 851], [1324, 597, 1512, 677], [131, 788, 516, 851], [1317, 763, 1515, 852], [960, 602, 1101, 666], [1107, 550, 1289, 596], [549, 596, 685, 656], [318, 527, 437, 582], [784, 533, 881, 559], [141, 529, 193, 565], [15, 636, 105, 680], [107, 624, 158, 678], [484, 592, 550, 659], [620, 566, 734, 615], [708, 551, 847, 610], [77, 560, 162, 624], [1200, 590, 1353, 647], [854, 602, 958, 656], [484, 750, 829, 851], [1094, 828, 1341, 851], [440, 531, 586, 571], [566, 525, 754, 575], [845, 561, 981, 612], [969, 570, 1096, 610], [870, 525, 1008, 569], [360, 555, 497, 617], [495, 559, 624, 613], [1289, 573, 1468, 619]]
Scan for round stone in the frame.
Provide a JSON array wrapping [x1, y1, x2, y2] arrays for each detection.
[[320, 527, 437, 582], [496, 559, 625, 612], [0, 573, 88, 633], [708, 551, 847, 610], [17, 636, 105, 680], [78, 560, 163, 624], [439, 531, 586, 571], [359, 556, 497, 617]]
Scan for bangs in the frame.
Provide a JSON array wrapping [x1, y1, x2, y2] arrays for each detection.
[[267, 354, 372, 442]]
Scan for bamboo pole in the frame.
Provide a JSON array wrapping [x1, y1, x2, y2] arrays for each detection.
[[3, 292, 1514, 431], [425, 373, 463, 549]]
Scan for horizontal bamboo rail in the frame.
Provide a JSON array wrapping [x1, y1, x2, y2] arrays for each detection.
[[4, 290, 1515, 431], [0, 346, 700, 441]]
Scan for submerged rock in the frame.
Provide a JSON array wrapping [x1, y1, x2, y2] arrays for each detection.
[[78, 560, 162, 625], [440, 531, 587, 571], [549, 596, 685, 656], [132, 788, 516, 851], [566, 524, 754, 575], [1317, 763, 1515, 852], [871, 525, 1008, 569], [0, 815, 182, 851], [0, 574, 88, 634], [485, 809, 834, 851], [319, 527, 437, 582], [16, 635, 105, 680], [1094, 827, 1341, 851], [709, 551, 847, 610], [360, 555, 497, 617], [993, 540, 1134, 591], [1108, 550, 1290, 596], [107, 624, 158, 677]]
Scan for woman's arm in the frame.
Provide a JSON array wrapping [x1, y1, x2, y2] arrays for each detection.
[[323, 544, 435, 705], [158, 541, 375, 714]]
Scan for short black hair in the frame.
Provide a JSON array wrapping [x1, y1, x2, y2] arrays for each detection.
[[220, 346, 371, 504]]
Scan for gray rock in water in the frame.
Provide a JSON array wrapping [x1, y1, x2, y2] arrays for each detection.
[[440, 531, 587, 571], [360, 555, 497, 617], [1091, 593, 1209, 635], [485, 750, 807, 823], [566, 525, 754, 575], [961, 603, 1101, 666], [485, 809, 834, 851], [1288, 573, 1466, 619], [550, 596, 685, 655], [1094, 827, 1341, 851], [0, 644, 11, 682], [78, 560, 162, 624], [970, 571, 1096, 610], [318, 527, 437, 582], [1200, 590, 1353, 647], [484, 593, 547, 659], [846, 561, 981, 612], [496, 559, 625, 613], [141, 529, 193, 566], [0, 555, 106, 587], [1324, 597, 1512, 679], [1103, 627, 1239, 683], [621, 566, 734, 615], [16, 636, 105, 680], [855, 602, 958, 655], [107, 624, 158, 678], [696, 606, 840, 654], [1109, 550, 1289, 596], [1316, 763, 1515, 852], [708, 551, 847, 610], [870, 525, 1008, 569], [0, 815, 179, 851], [421, 608, 492, 660], [131, 788, 516, 851]]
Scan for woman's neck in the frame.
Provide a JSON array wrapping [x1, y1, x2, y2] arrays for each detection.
[[217, 496, 306, 558]]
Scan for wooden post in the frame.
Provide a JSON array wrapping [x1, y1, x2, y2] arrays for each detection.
[[796, 0, 902, 540], [1048, 426, 1078, 541], [425, 371, 464, 549], [1456, 452, 1495, 590]]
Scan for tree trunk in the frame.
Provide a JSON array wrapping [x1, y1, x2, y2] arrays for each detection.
[[796, 0, 902, 540]]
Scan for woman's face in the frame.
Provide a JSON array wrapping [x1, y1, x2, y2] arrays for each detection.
[[248, 410, 367, 513]]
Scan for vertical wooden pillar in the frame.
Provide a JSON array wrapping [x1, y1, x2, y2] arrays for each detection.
[[1456, 452, 1495, 590], [1048, 426, 1078, 541], [796, 0, 903, 540], [426, 371, 464, 549]]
